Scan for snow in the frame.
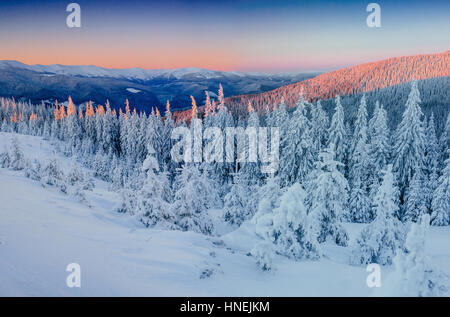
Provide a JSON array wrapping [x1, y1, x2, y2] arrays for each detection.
[[126, 88, 141, 94], [0, 132, 449, 296]]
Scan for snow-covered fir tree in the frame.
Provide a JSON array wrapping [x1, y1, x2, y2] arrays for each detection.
[[9, 137, 26, 171], [438, 113, 450, 170], [252, 174, 284, 240], [41, 159, 66, 192], [327, 95, 347, 170], [350, 95, 368, 156], [404, 167, 429, 222], [392, 81, 426, 218], [271, 182, 321, 260], [310, 100, 329, 155], [172, 163, 220, 235], [424, 113, 440, 214], [223, 170, 253, 227], [279, 94, 314, 186], [352, 165, 405, 265], [367, 101, 390, 201], [251, 242, 275, 271], [430, 153, 450, 226], [348, 175, 372, 223], [0, 146, 11, 168], [348, 96, 372, 222], [134, 144, 175, 229], [306, 144, 349, 246], [386, 215, 448, 296]]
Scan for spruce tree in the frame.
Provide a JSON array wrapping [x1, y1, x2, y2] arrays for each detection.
[[393, 81, 426, 218], [279, 95, 314, 186], [431, 154, 450, 226], [310, 100, 329, 156], [172, 163, 220, 235], [135, 144, 175, 229], [327, 95, 347, 169], [387, 215, 448, 296], [306, 144, 349, 246], [352, 165, 405, 265]]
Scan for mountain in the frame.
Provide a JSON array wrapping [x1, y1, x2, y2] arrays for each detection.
[[173, 51, 449, 121], [0, 60, 316, 112], [226, 51, 449, 112]]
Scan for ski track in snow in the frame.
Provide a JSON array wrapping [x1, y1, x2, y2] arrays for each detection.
[[0, 132, 449, 296]]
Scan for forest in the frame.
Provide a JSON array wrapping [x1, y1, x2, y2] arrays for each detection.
[[0, 80, 449, 295]]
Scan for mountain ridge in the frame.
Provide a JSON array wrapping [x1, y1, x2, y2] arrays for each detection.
[[0, 60, 310, 81], [172, 50, 449, 121], [0, 61, 316, 111]]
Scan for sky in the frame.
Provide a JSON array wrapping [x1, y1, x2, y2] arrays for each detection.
[[0, 0, 448, 72]]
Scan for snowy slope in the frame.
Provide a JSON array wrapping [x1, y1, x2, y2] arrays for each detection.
[[1, 133, 449, 296]]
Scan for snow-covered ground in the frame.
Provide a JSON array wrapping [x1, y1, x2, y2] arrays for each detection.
[[0, 132, 449, 296]]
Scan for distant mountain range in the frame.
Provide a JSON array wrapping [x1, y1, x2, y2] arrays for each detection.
[[1, 51, 448, 122], [0, 60, 316, 111], [173, 51, 449, 121], [227, 51, 449, 111]]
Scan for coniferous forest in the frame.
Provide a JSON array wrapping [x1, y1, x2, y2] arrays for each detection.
[[1, 76, 449, 298]]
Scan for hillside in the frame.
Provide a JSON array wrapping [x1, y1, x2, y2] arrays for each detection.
[[0, 133, 383, 296], [1, 132, 449, 296], [173, 51, 449, 122]]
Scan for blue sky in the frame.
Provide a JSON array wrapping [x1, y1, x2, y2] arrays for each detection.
[[0, 0, 448, 71]]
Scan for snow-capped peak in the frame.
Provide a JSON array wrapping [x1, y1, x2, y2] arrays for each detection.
[[0, 60, 248, 81]]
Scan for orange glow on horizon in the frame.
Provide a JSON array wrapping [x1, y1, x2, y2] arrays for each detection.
[[1, 47, 240, 71]]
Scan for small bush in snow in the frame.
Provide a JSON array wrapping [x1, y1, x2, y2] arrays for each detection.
[[9, 137, 26, 171], [66, 161, 84, 186], [25, 160, 42, 181], [172, 163, 219, 235], [251, 242, 275, 271], [431, 155, 450, 226], [384, 215, 448, 296], [117, 188, 138, 214], [223, 173, 254, 227], [82, 177, 95, 191], [0, 149, 11, 168], [41, 159, 66, 193]]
